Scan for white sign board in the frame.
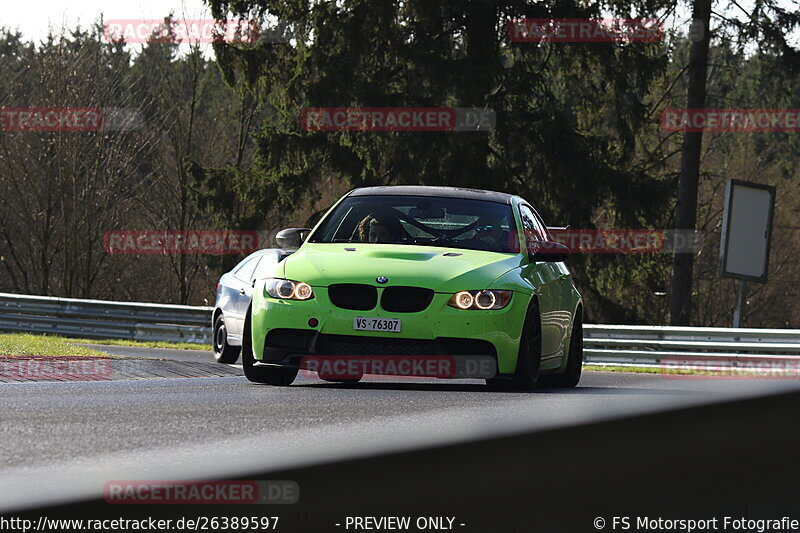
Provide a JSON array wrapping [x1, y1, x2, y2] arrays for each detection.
[[719, 179, 775, 282]]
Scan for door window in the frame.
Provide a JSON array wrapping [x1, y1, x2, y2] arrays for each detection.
[[233, 255, 260, 282], [519, 205, 546, 253]]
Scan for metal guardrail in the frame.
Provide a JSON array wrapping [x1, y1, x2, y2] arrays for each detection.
[[584, 324, 800, 370], [1, 292, 799, 370], [0, 293, 212, 344]]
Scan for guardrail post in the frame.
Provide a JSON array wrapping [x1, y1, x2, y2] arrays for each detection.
[[732, 278, 746, 328]]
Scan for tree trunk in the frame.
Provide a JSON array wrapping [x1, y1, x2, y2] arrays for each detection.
[[461, 0, 495, 188], [669, 0, 712, 325]]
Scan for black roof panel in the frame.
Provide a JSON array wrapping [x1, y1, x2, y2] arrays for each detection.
[[348, 186, 515, 204]]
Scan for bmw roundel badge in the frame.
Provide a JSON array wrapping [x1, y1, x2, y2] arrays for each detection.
[[376, 276, 389, 284]]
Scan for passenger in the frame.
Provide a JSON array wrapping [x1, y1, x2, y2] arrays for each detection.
[[474, 216, 507, 250]]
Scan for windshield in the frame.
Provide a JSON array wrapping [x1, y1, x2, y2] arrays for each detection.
[[309, 195, 518, 253]]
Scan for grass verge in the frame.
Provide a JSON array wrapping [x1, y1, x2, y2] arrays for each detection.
[[583, 364, 764, 377], [0, 334, 109, 357], [584, 364, 664, 374], [69, 337, 210, 351]]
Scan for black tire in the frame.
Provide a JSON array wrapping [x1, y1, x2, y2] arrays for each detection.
[[486, 299, 542, 391], [540, 309, 583, 388], [241, 306, 298, 386], [213, 314, 241, 364]]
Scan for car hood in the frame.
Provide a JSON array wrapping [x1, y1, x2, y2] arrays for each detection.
[[283, 243, 522, 292]]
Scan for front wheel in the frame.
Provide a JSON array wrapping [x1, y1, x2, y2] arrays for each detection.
[[241, 307, 298, 386], [540, 309, 583, 388], [486, 299, 542, 391], [213, 314, 241, 364]]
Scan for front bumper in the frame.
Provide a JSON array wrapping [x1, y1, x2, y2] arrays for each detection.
[[251, 286, 530, 375]]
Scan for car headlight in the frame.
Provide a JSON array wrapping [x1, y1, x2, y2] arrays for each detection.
[[448, 290, 512, 310], [264, 278, 315, 300]]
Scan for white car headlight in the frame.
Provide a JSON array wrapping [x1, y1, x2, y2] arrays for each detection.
[[265, 279, 315, 300], [448, 290, 512, 310]]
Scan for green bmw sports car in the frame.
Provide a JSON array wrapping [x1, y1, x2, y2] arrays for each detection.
[[241, 186, 583, 390]]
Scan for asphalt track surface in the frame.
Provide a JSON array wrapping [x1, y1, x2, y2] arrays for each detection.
[[2, 343, 800, 513]]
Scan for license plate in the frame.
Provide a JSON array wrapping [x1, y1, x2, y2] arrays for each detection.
[[353, 317, 401, 333]]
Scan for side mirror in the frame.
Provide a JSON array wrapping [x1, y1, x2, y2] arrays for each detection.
[[275, 227, 311, 250], [529, 241, 570, 262]]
